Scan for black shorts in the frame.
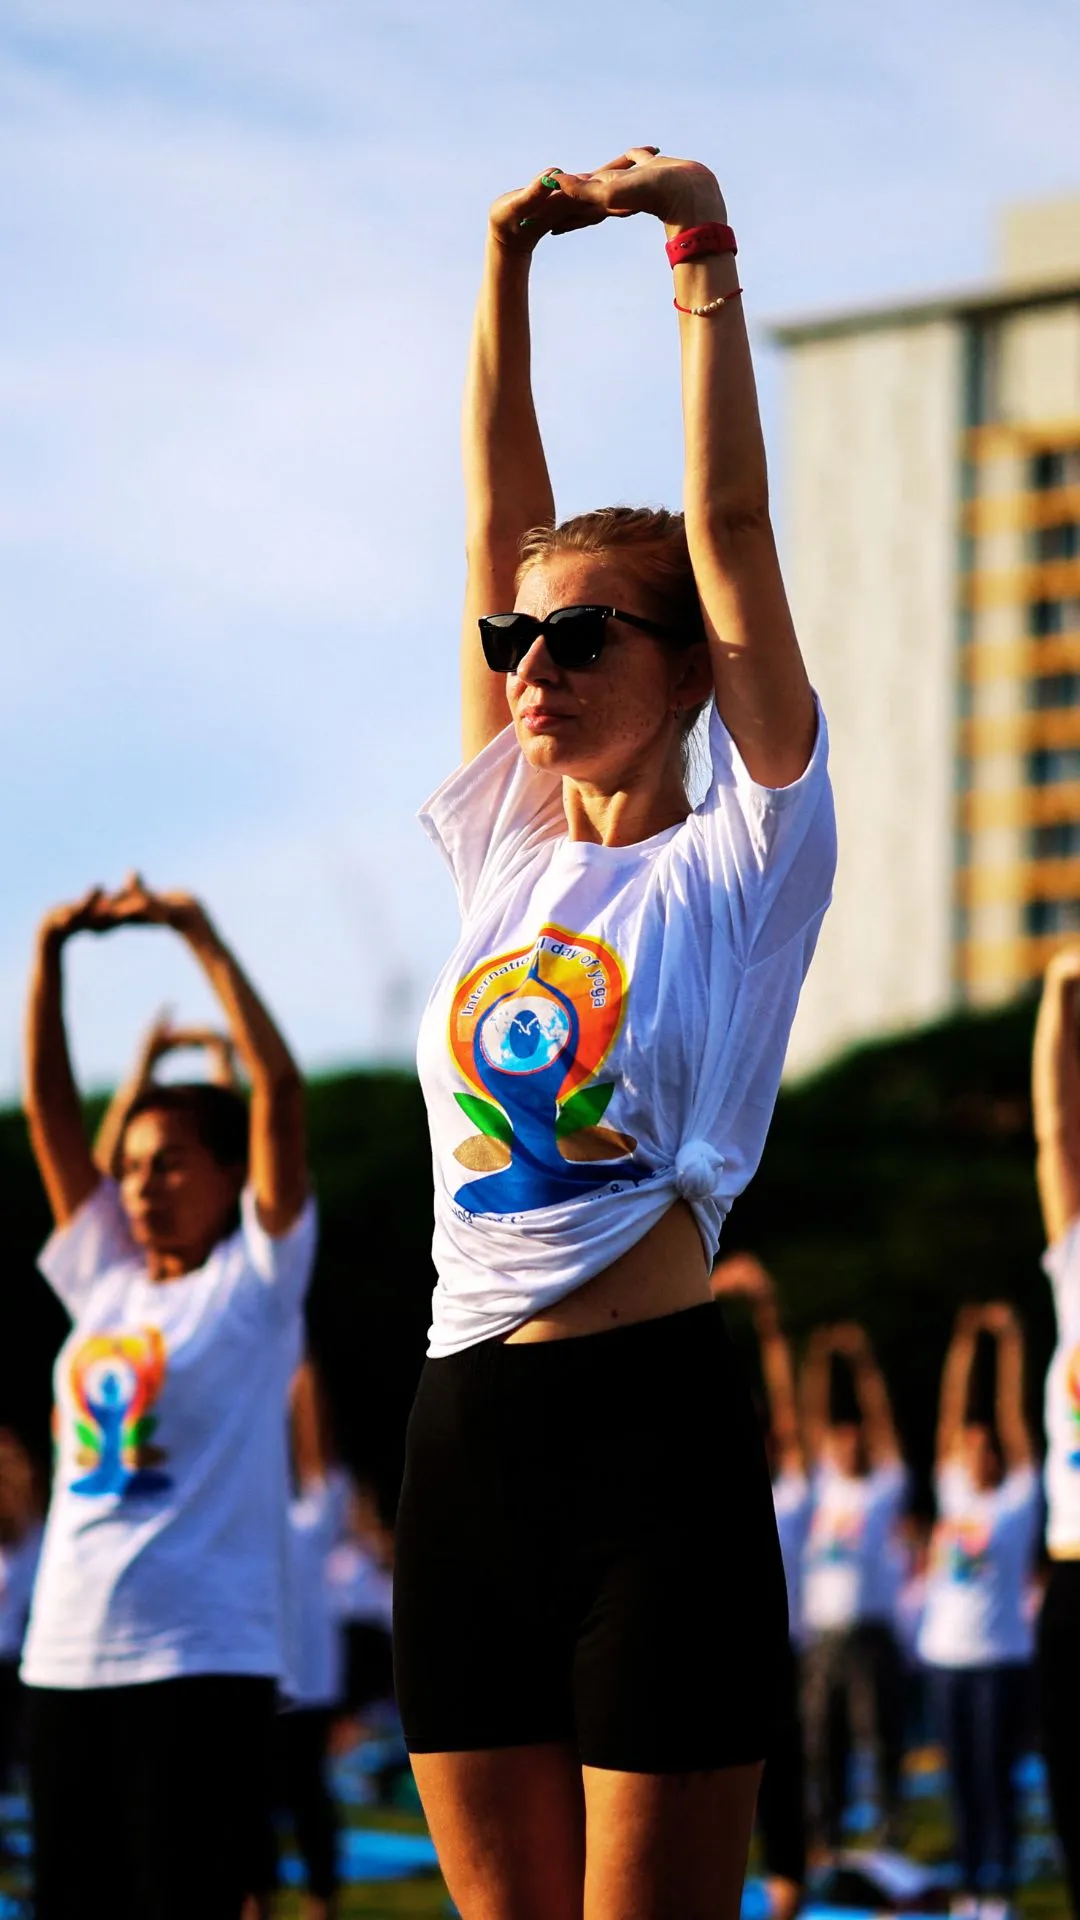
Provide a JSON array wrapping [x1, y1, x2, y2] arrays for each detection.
[[393, 1300, 788, 1772]]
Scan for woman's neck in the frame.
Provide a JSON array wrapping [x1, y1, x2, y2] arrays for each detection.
[[561, 755, 690, 848]]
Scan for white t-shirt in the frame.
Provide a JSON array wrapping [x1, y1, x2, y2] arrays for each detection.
[[0, 1523, 43, 1663], [802, 1461, 909, 1634], [283, 1477, 344, 1711], [773, 1469, 812, 1645], [417, 702, 835, 1355], [1042, 1220, 1080, 1553], [22, 1179, 316, 1690], [325, 1542, 393, 1633], [918, 1462, 1041, 1669]]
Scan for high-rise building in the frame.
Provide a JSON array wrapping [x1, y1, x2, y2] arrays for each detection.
[[775, 194, 1080, 1075]]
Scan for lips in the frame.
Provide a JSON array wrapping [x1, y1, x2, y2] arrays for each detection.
[[519, 707, 574, 731]]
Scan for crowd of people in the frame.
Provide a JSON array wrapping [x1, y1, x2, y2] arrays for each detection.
[[6, 145, 1080, 1920]]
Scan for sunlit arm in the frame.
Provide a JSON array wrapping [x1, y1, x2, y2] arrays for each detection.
[[1033, 949, 1080, 1247], [24, 923, 100, 1227]]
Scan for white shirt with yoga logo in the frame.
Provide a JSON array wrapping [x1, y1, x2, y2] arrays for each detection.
[[417, 700, 836, 1356], [22, 1179, 316, 1689], [917, 1462, 1041, 1669], [1042, 1218, 1080, 1554]]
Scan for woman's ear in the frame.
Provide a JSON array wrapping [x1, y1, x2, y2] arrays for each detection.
[[673, 643, 713, 710]]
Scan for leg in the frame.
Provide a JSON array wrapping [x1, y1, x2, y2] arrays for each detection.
[[979, 1664, 1027, 1896], [583, 1761, 762, 1920], [127, 1675, 276, 1920], [825, 1635, 852, 1849], [410, 1743, 585, 1920], [280, 1708, 339, 1918], [27, 1686, 121, 1920], [1039, 1566, 1080, 1916], [800, 1633, 834, 1851], [755, 1641, 806, 1919], [931, 1667, 979, 1896]]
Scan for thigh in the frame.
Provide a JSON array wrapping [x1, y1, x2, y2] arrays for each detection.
[[572, 1307, 787, 1773], [27, 1686, 119, 1920], [394, 1352, 575, 1755], [130, 1674, 276, 1920], [583, 1760, 762, 1920], [410, 1742, 585, 1920]]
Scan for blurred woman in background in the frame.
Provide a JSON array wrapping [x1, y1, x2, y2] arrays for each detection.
[[1031, 947, 1080, 1916], [21, 875, 314, 1920], [918, 1304, 1040, 1919], [712, 1253, 809, 1920], [800, 1323, 909, 1855], [0, 1429, 42, 1798]]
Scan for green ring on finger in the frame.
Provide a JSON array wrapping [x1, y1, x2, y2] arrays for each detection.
[[540, 171, 563, 190]]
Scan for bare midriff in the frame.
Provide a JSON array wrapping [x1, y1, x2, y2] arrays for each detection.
[[502, 1199, 712, 1343], [1050, 1544, 1080, 1561]]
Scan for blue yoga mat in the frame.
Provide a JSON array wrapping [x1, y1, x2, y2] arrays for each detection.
[[281, 1826, 440, 1886]]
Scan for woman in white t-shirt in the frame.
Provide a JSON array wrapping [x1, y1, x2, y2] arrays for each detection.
[[392, 149, 836, 1919], [799, 1323, 909, 1853], [1031, 948, 1080, 1916], [712, 1254, 811, 1920], [918, 1304, 1040, 1917], [21, 876, 316, 1920]]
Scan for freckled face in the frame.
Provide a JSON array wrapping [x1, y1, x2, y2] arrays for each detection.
[[506, 556, 703, 787]]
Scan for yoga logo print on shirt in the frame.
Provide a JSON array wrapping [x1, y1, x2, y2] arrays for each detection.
[[1066, 1343, 1080, 1468], [931, 1517, 991, 1585], [807, 1507, 863, 1566], [447, 923, 652, 1215], [68, 1329, 172, 1499]]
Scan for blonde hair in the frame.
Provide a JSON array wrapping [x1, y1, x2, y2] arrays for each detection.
[[517, 506, 711, 769]]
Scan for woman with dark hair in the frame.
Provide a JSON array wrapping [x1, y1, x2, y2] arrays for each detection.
[[1031, 947, 1080, 1916], [21, 875, 314, 1920], [392, 150, 836, 1917], [799, 1324, 909, 1855], [918, 1304, 1040, 1920]]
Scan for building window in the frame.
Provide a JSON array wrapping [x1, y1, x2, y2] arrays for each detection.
[[1031, 599, 1066, 636], [1032, 821, 1080, 858], [1028, 747, 1080, 785], [1026, 898, 1080, 936], [1033, 522, 1080, 562], [1031, 450, 1067, 491], [1028, 673, 1080, 710]]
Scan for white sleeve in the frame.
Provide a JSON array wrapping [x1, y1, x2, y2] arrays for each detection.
[[37, 1178, 139, 1316], [871, 1460, 910, 1516], [1043, 1216, 1080, 1328], [691, 696, 837, 966], [418, 724, 566, 920], [240, 1187, 318, 1318], [998, 1464, 1041, 1519]]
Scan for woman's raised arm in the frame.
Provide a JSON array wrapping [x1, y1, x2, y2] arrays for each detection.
[[556, 152, 816, 788], [1033, 946, 1080, 1247], [935, 1305, 980, 1467], [24, 893, 108, 1226], [460, 183, 559, 763], [984, 1303, 1034, 1471], [106, 878, 308, 1237]]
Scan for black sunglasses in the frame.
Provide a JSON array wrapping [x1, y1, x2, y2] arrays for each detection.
[[479, 603, 683, 673]]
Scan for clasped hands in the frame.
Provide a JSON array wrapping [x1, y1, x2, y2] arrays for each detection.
[[490, 148, 726, 255]]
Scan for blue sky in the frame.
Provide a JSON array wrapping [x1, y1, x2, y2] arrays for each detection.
[[3, 0, 1080, 1097]]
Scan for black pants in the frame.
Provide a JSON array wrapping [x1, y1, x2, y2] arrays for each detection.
[[276, 1707, 339, 1899], [0, 1660, 24, 1793], [394, 1302, 789, 1769], [756, 1638, 806, 1888], [928, 1662, 1028, 1895], [802, 1621, 906, 1849], [344, 1621, 395, 1716], [27, 1674, 275, 1920], [1039, 1560, 1080, 1916]]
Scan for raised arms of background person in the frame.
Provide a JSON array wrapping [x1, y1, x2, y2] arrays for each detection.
[[102, 877, 307, 1237], [93, 1012, 238, 1180], [25, 890, 112, 1227], [554, 152, 816, 788], [712, 1253, 803, 1475], [983, 1302, 1033, 1470], [935, 1304, 982, 1466], [830, 1323, 902, 1468], [1033, 946, 1080, 1247]]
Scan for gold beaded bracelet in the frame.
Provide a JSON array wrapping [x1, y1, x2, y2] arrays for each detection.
[[673, 286, 744, 317]]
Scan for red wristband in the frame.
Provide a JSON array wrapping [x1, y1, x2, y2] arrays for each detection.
[[666, 222, 737, 268]]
